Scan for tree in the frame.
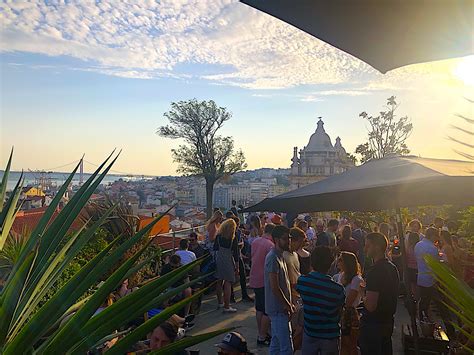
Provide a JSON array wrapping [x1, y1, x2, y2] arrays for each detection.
[[355, 96, 413, 163], [158, 99, 247, 218], [346, 152, 358, 165]]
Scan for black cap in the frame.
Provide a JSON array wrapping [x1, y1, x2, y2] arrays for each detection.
[[215, 332, 249, 353]]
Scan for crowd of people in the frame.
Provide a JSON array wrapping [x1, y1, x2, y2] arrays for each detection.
[[88, 201, 472, 354], [200, 205, 471, 355]]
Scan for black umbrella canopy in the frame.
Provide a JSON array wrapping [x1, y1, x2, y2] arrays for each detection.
[[241, 0, 474, 73], [245, 155, 474, 213]]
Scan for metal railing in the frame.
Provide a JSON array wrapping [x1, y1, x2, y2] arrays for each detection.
[[151, 224, 207, 251]]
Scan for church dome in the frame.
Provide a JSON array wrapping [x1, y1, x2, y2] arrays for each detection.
[[304, 119, 334, 151]]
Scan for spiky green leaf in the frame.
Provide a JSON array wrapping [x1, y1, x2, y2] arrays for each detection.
[[105, 287, 209, 355], [43, 239, 152, 353], [0, 174, 23, 251], [2, 237, 118, 354], [71, 259, 207, 354], [0, 147, 13, 213], [151, 327, 236, 355]]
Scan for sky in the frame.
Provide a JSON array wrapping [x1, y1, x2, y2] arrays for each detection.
[[1, 0, 473, 176]]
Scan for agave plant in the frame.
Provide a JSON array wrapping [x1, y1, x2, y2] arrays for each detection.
[[425, 255, 474, 353], [0, 148, 23, 251], [0, 227, 30, 281], [81, 195, 159, 283], [0, 151, 230, 354], [81, 196, 139, 239]]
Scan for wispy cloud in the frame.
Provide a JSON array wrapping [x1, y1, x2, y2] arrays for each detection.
[[300, 96, 324, 102], [0, 1, 463, 92], [0, 0, 374, 89], [319, 90, 369, 96], [298, 86, 385, 102], [252, 93, 274, 98]]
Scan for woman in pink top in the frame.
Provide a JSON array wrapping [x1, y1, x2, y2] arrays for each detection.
[[249, 223, 275, 345], [405, 231, 420, 296]]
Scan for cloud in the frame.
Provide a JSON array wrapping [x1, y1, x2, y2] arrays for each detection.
[[298, 85, 390, 102], [0, 0, 374, 89], [251, 93, 274, 98], [319, 90, 369, 96], [300, 96, 324, 102], [0, 1, 463, 91]]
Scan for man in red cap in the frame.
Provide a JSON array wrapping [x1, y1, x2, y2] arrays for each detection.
[[271, 214, 282, 225]]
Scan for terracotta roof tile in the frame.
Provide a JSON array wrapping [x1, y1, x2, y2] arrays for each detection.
[[12, 207, 84, 234]]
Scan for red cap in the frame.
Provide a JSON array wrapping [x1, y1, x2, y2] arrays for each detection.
[[271, 214, 282, 225]]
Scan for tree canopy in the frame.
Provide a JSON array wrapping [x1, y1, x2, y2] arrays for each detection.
[[356, 96, 412, 164], [158, 99, 246, 217]]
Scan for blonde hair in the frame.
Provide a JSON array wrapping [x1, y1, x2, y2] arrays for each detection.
[[217, 219, 237, 240], [206, 210, 223, 227]]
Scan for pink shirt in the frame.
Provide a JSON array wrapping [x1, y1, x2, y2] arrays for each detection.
[[249, 234, 274, 288]]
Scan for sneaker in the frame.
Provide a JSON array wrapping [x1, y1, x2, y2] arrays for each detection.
[[185, 314, 195, 323], [184, 322, 195, 330], [257, 337, 271, 346], [242, 296, 254, 302], [217, 303, 224, 309], [223, 307, 237, 313]]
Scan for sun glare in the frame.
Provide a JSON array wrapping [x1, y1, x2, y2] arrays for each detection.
[[453, 56, 474, 86]]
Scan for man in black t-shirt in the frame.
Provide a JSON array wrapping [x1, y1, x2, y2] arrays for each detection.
[[160, 254, 188, 288], [188, 232, 206, 259], [360, 232, 400, 355]]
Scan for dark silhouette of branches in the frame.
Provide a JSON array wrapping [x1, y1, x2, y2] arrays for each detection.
[[449, 99, 473, 161]]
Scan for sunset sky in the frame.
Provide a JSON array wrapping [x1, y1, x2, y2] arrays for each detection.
[[1, 1, 473, 176]]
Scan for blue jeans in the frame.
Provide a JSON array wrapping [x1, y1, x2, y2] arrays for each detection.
[[269, 313, 293, 355], [302, 332, 340, 355]]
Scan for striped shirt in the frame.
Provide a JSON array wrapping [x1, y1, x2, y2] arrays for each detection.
[[296, 271, 346, 339]]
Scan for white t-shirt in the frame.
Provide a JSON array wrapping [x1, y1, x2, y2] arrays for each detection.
[[334, 273, 364, 308], [175, 250, 197, 265]]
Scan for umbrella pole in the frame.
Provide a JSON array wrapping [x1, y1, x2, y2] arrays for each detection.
[[396, 207, 420, 355]]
